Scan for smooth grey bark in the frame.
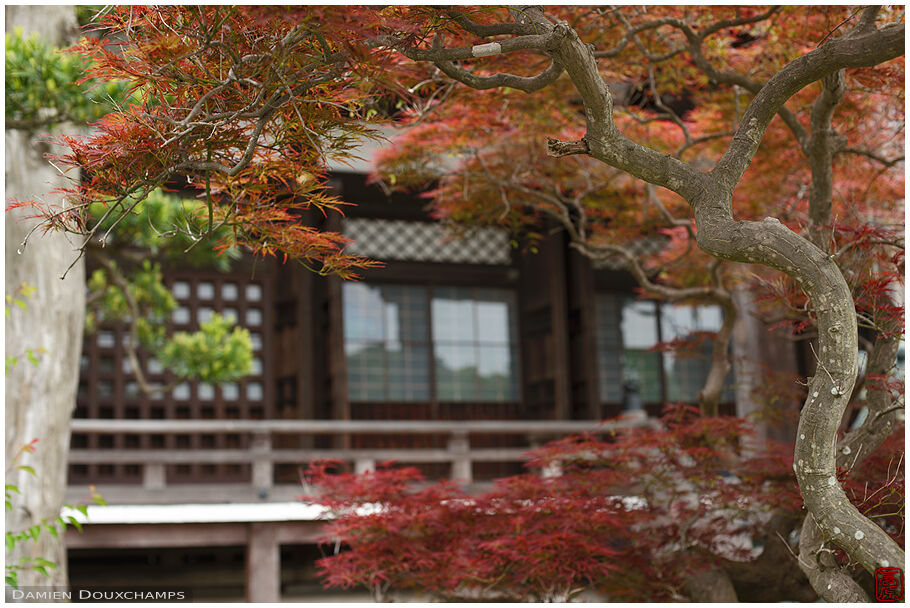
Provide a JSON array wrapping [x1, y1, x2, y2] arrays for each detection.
[[798, 513, 870, 602], [5, 5, 84, 593], [793, 35, 902, 599], [403, 5, 905, 584]]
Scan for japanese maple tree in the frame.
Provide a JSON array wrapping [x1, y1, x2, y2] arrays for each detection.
[[18, 4, 905, 602], [370, 7, 905, 599]]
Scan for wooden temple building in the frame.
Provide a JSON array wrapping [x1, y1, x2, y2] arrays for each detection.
[[63, 157, 803, 600]]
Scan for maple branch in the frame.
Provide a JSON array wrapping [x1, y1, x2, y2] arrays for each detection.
[[840, 147, 904, 168], [699, 6, 784, 37], [835, 309, 903, 471], [546, 137, 588, 157], [712, 22, 904, 190], [806, 69, 847, 251], [798, 513, 870, 602], [646, 184, 691, 230], [87, 247, 179, 397], [443, 8, 536, 37], [854, 6, 883, 33], [391, 12, 566, 94], [646, 64, 692, 146], [598, 7, 807, 144], [399, 32, 551, 62], [592, 15, 690, 59], [676, 131, 735, 159], [433, 56, 563, 93]]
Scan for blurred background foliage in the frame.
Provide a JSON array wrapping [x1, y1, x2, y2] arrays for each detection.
[[7, 20, 253, 392]]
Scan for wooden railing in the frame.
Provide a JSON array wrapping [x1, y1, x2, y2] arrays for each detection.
[[69, 416, 650, 492]]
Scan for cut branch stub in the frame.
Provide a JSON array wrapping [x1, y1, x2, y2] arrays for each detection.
[[546, 137, 589, 158]]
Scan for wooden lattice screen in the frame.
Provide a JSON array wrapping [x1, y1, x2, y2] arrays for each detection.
[[70, 268, 274, 485]]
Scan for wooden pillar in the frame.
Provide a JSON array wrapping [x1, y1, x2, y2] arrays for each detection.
[[567, 248, 602, 420], [296, 264, 315, 428], [325, 211, 350, 449], [250, 431, 272, 492], [245, 523, 280, 603], [448, 431, 472, 482], [547, 231, 572, 420], [732, 289, 801, 443], [142, 463, 166, 490], [517, 227, 573, 420]]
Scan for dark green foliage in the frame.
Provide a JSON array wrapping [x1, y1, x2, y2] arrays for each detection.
[[5, 28, 135, 130]]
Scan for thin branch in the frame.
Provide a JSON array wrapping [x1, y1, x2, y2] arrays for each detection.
[[87, 249, 179, 397], [434, 57, 563, 93], [840, 148, 904, 168], [443, 9, 535, 37]]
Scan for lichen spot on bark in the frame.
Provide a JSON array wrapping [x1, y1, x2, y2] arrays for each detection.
[[747, 117, 761, 143]]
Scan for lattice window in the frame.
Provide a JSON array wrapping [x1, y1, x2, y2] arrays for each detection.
[[343, 218, 512, 265], [595, 294, 734, 405], [343, 283, 519, 403], [433, 287, 519, 402], [70, 271, 272, 485], [661, 304, 735, 403], [344, 283, 431, 401], [595, 296, 663, 403]]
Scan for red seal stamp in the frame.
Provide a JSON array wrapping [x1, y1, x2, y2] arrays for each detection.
[[875, 567, 904, 602]]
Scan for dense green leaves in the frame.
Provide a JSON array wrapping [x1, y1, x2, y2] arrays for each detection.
[[159, 314, 253, 383], [5, 28, 134, 130], [85, 259, 252, 386]]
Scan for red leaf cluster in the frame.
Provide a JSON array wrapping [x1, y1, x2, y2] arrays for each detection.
[[304, 407, 806, 601]]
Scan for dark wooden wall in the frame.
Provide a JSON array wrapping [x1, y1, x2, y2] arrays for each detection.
[[76, 171, 732, 486]]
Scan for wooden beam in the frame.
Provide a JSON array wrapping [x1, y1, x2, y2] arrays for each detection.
[[65, 483, 308, 506], [245, 523, 280, 603], [65, 521, 322, 549], [70, 418, 633, 434], [69, 447, 535, 465], [65, 523, 248, 549]]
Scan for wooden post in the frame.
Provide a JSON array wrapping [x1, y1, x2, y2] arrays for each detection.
[[448, 431, 472, 482], [245, 522, 280, 602], [546, 231, 572, 420], [251, 431, 272, 492], [142, 463, 166, 490], [354, 458, 375, 474]]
